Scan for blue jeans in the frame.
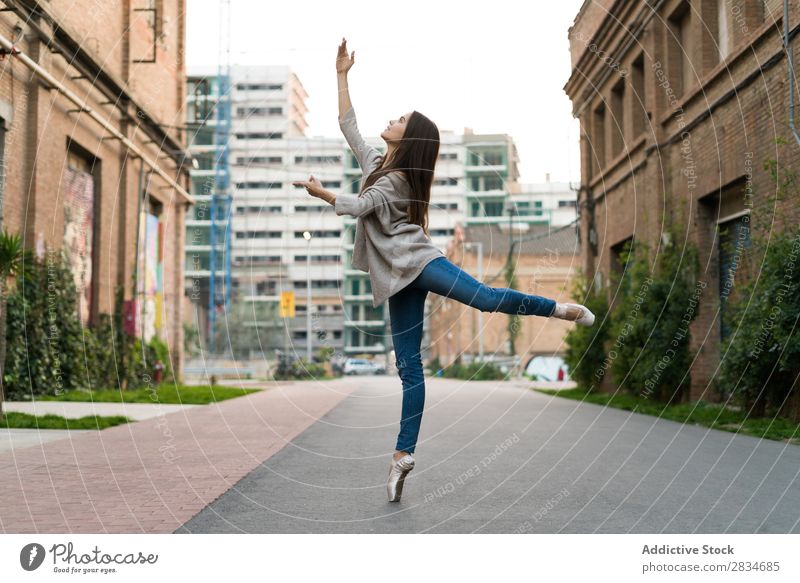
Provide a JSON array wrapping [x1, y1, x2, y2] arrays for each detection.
[[387, 256, 557, 454]]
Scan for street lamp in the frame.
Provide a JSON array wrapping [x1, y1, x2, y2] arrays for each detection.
[[303, 230, 312, 361], [464, 241, 484, 363]]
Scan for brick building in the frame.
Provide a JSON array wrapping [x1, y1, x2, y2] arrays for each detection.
[[428, 223, 580, 369], [564, 0, 800, 401], [0, 1, 191, 376]]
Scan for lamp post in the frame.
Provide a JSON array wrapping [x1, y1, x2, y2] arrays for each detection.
[[303, 230, 312, 361], [464, 241, 484, 363]]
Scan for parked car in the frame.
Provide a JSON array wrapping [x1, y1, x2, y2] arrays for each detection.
[[343, 358, 386, 376], [525, 355, 569, 381]]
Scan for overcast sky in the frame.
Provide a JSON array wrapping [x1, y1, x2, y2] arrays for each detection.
[[186, 0, 585, 184]]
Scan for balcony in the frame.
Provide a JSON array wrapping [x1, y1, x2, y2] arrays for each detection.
[[343, 294, 375, 302], [344, 319, 384, 327]]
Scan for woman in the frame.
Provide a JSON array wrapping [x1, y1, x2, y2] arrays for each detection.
[[293, 38, 595, 503]]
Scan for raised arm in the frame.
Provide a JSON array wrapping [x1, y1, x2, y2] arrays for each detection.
[[336, 38, 381, 173], [337, 38, 354, 121]]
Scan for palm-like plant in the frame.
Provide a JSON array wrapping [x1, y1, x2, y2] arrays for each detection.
[[0, 230, 32, 420]]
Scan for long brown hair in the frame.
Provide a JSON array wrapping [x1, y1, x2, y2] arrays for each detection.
[[360, 111, 440, 234]]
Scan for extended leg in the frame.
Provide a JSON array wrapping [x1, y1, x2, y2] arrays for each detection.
[[388, 284, 428, 455], [412, 256, 557, 317]]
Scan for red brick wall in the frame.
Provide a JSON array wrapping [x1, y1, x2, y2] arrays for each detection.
[[566, 0, 800, 406], [0, 1, 188, 379]]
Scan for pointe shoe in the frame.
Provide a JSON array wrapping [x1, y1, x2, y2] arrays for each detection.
[[387, 452, 415, 502], [553, 302, 595, 327]]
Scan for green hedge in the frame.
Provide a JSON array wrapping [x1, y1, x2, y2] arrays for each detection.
[[4, 249, 172, 399], [717, 224, 800, 417], [608, 234, 700, 403], [563, 228, 700, 403], [440, 360, 507, 381]]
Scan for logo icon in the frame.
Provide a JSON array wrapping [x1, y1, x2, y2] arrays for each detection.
[[20, 543, 46, 571]]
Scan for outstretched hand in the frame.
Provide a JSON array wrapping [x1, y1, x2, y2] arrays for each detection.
[[336, 37, 354, 75], [292, 175, 326, 199]]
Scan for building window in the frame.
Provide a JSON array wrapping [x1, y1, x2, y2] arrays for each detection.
[[294, 230, 341, 238], [484, 176, 503, 191], [237, 107, 270, 116], [434, 202, 458, 211], [433, 177, 459, 186], [483, 201, 504, 216], [429, 228, 455, 237], [592, 103, 606, 173], [235, 181, 282, 189], [237, 106, 284, 115], [63, 149, 98, 325], [610, 237, 634, 283], [294, 155, 343, 164], [469, 150, 504, 166], [256, 281, 277, 295], [610, 78, 625, 156], [235, 156, 282, 165], [234, 132, 282, 140], [294, 280, 341, 290], [234, 255, 282, 265], [294, 254, 341, 263], [235, 230, 282, 239], [294, 205, 332, 212], [235, 205, 282, 214], [236, 83, 283, 91], [668, 1, 693, 97], [716, 0, 732, 61], [631, 53, 646, 137]]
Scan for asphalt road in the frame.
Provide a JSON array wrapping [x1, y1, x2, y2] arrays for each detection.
[[176, 376, 800, 533]]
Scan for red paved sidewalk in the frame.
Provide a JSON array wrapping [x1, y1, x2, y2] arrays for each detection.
[[0, 381, 355, 533]]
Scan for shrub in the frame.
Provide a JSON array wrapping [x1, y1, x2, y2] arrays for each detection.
[[608, 233, 700, 403], [563, 270, 610, 391], [718, 224, 800, 416], [442, 360, 506, 381], [3, 249, 173, 398]]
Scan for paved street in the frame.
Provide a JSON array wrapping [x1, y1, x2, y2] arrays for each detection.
[[1, 376, 798, 534], [178, 376, 800, 534]]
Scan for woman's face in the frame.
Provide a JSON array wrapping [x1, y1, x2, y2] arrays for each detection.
[[381, 111, 413, 144]]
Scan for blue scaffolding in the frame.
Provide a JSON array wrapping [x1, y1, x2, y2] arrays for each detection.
[[207, 0, 232, 354]]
